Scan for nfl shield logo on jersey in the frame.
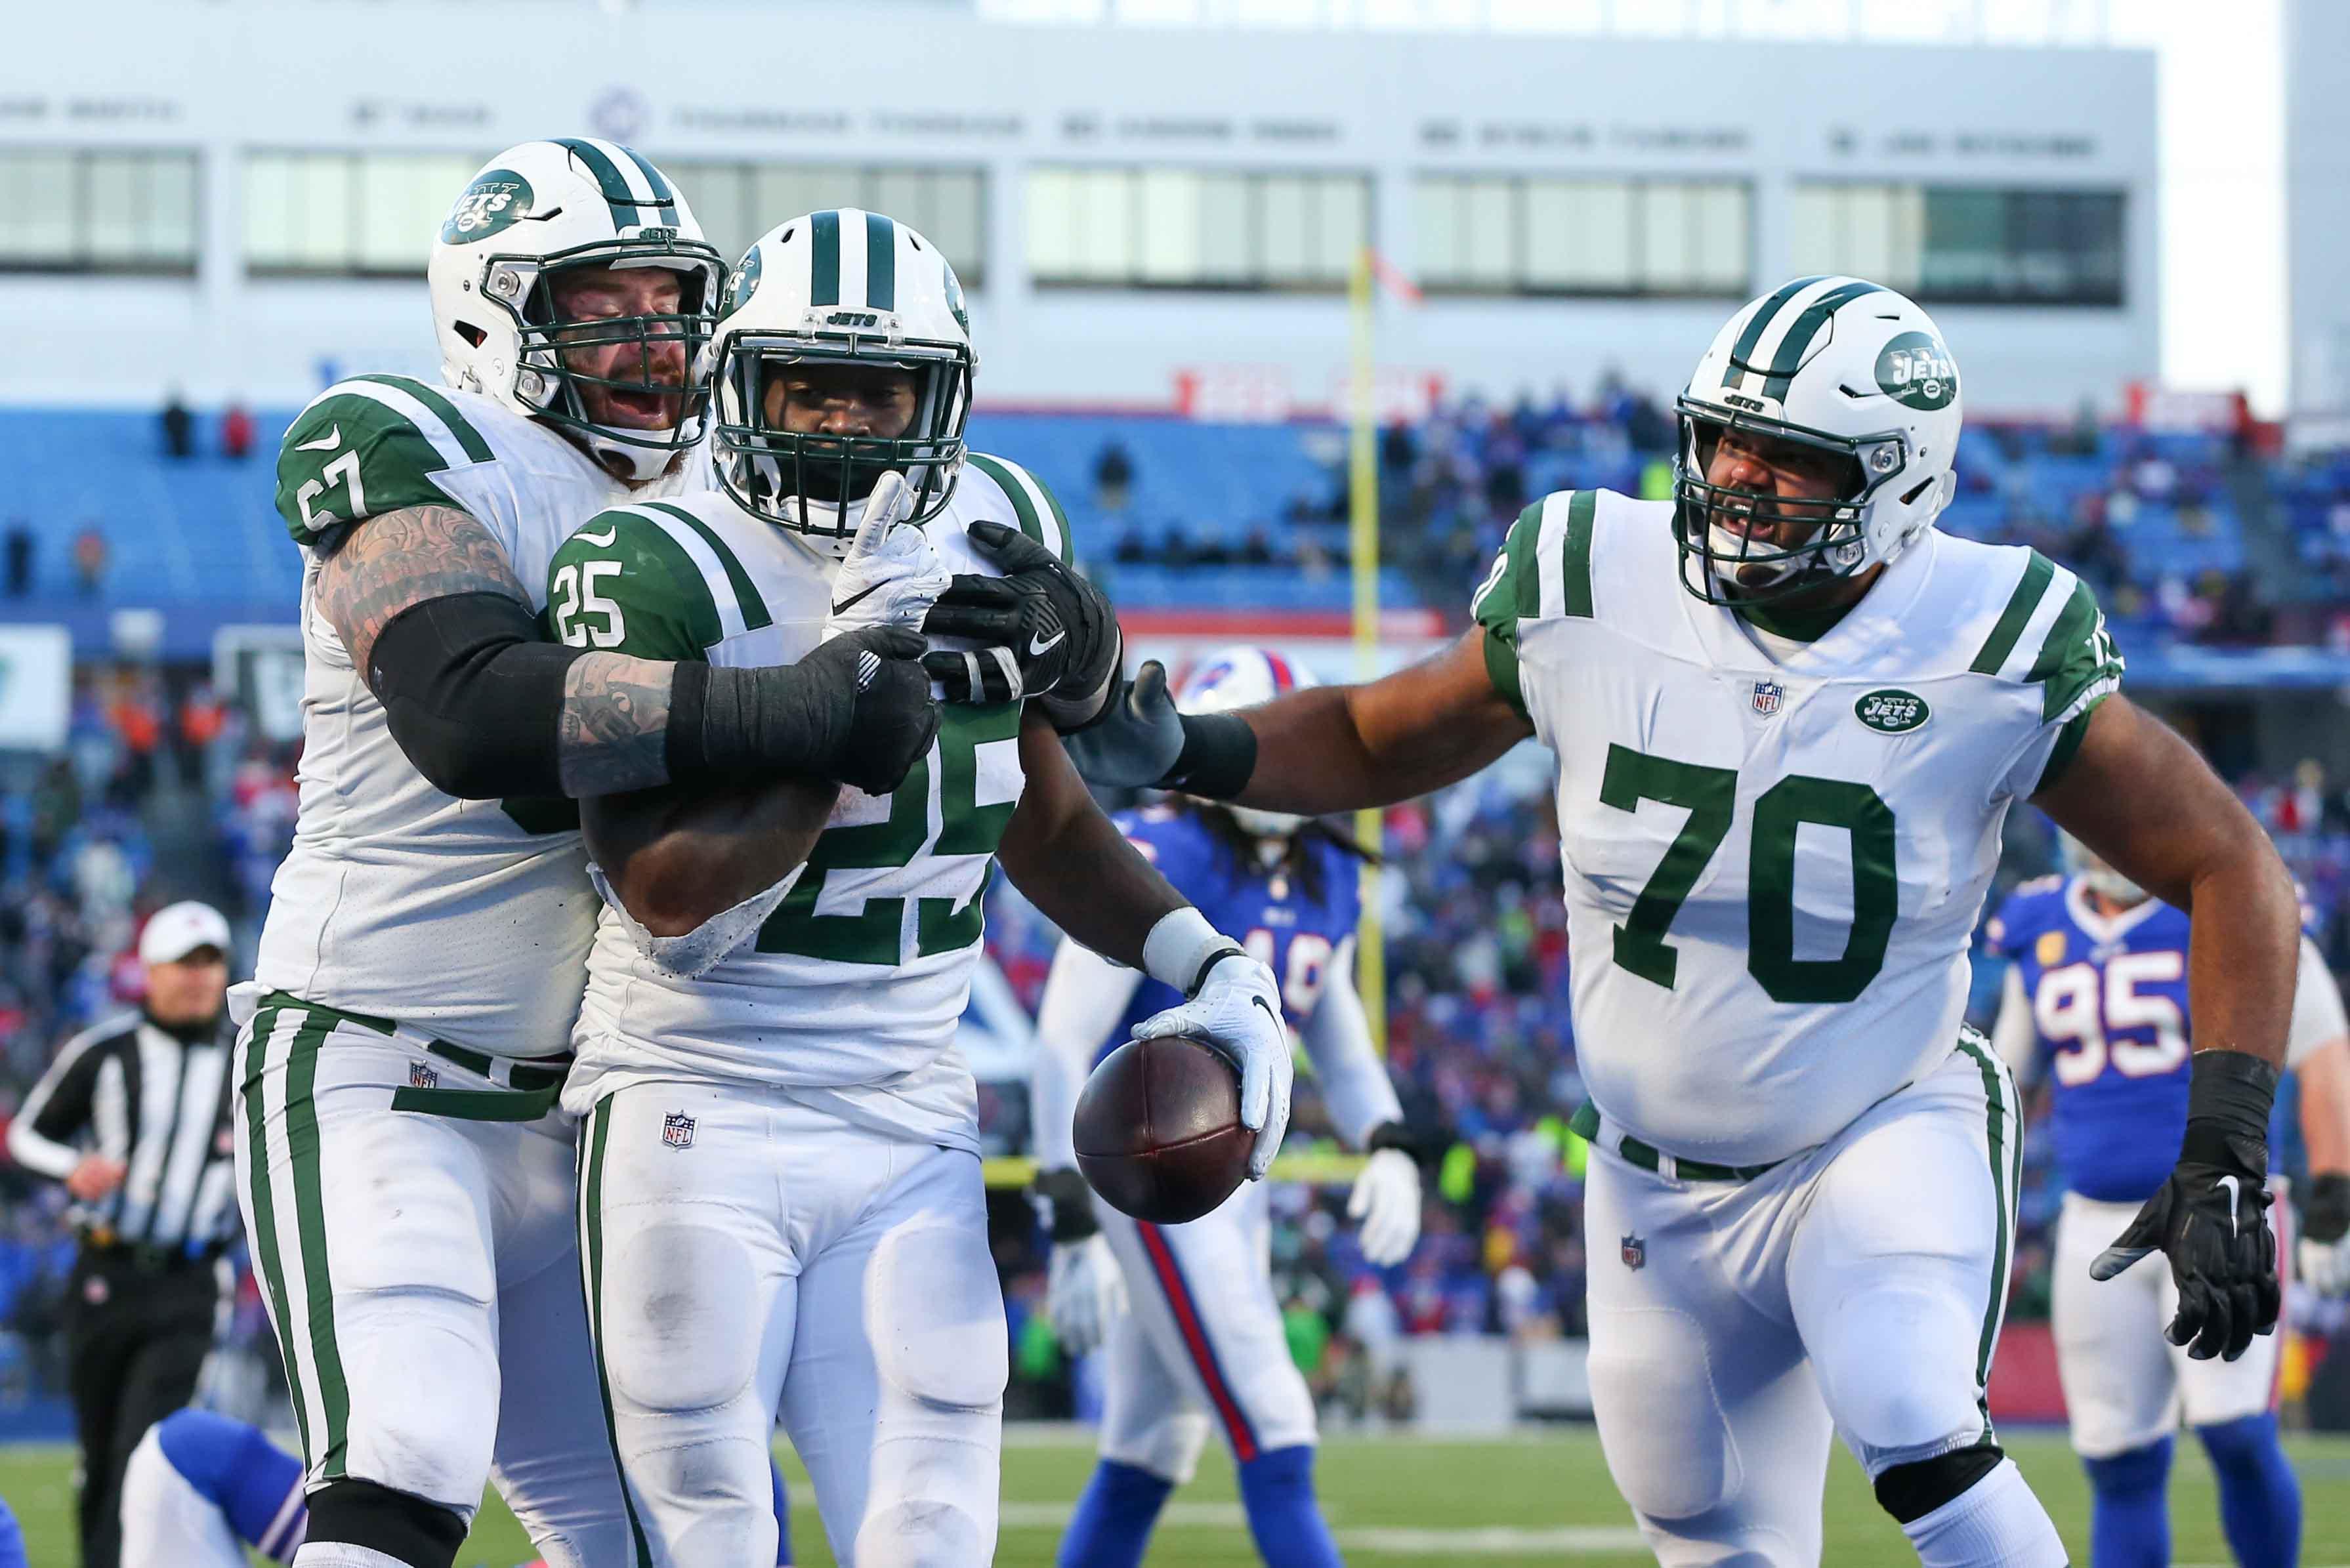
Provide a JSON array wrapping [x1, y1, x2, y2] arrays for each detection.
[[408, 1061, 439, 1090], [661, 1112, 696, 1151], [1621, 1233, 1646, 1271], [1750, 680, 1786, 717]]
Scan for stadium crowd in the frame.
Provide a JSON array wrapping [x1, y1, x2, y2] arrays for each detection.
[[3, 396, 2350, 1432]]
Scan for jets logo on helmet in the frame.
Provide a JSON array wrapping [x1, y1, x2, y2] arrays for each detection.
[[1672, 276, 1962, 606], [427, 138, 724, 483], [1175, 648, 1315, 841], [707, 208, 976, 554]]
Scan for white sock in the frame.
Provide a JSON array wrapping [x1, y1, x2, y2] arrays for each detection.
[[1900, 1456, 2067, 1567], [292, 1544, 423, 1567]]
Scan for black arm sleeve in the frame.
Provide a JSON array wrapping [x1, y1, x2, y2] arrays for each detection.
[[366, 592, 583, 800]]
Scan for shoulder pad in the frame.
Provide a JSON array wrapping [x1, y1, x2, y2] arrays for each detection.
[[276, 375, 498, 546]]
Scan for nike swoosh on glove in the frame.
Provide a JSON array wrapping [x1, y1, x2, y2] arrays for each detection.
[[1347, 1147, 1423, 1267], [1046, 1235, 1129, 1357], [822, 472, 950, 643], [922, 520, 1122, 725], [1132, 947, 1293, 1180]]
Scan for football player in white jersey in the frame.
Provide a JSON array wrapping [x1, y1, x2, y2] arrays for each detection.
[[238, 146, 1097, 1568], [1069, 276, 2304, 1566], [547, 211, 1293, 1568]]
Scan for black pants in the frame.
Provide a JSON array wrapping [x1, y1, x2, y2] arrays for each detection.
[[64, 1246, 217, 1568]]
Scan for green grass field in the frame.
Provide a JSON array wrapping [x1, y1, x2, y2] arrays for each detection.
[[3, 1426, 2344, 1565]]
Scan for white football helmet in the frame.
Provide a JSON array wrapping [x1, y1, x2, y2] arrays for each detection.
[[2059, 831, 2149, 906], [1177, 648, 1316, 841], [1675, 276, 1962, 604], [428, 138, 723, 482], [706, 209, 975, 556]]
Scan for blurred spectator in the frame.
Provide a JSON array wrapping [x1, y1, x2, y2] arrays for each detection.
[[159, 390, 192, 460], [1093, 438, 1133, 511], [4, 523, 28, 598], [71, 528, 108, 598], [220, 400, 255, 463]]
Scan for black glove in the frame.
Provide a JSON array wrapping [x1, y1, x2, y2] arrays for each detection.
[[2091, 1050, 2281, 1361], [696, 625, 938, 796], [1062, 661, 1259, 797], [2308, 1171, 2350, 1245], [921, 520, 1122, 728], [1033, 1165, 1101, 1243]]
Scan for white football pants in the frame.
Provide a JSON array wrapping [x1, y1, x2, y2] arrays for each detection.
[[1582, 1038, 2060, 1566], [580, 1080, 1005, 1568]]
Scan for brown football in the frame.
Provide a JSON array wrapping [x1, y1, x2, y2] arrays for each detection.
[[1073, 1035, 1253, 1224]]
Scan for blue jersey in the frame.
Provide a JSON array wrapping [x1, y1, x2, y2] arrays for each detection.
[[1104, 806, 1361, 1063], [1987, 876, 2311, 1204]]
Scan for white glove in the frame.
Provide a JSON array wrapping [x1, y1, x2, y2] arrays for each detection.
[[821, 471, 948, 642], [2303, 1235, 2350, 1297], [1046, 1234, 1129, 1355], [1347, 1146, 1422, 1266], [1133, 949, 1293, 1180]]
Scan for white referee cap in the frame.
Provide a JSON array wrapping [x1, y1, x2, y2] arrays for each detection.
[[138, 901, 232, 966]]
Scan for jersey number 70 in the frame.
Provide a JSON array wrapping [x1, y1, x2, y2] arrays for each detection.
[[1600, 743, 1897, 1005]]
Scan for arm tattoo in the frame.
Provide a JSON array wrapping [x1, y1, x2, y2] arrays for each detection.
[[559, 653, 677, 798], [312, 503, 528, 674]]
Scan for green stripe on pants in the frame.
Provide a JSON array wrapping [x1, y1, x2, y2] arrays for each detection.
[[283, 1012, 351, 1477], [581, 1098, 654, 1566], [240, 1006, 315, 1464], [1956, 1033, 2017, 1391]]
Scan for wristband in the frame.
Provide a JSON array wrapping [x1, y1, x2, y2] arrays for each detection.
[[1163, 711, 1258, 799], [2179, 1048, 2280, 1176], [1142, 906, 1234, 996]]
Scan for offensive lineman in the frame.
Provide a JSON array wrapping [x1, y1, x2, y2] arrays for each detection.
[[1987, 835, 2350, 1566], [241, 145, 1100, 1568], [1070, 276, 2302, 1565], [1030, 648, 1424, 1568], [549, 211, 1293, 1567]]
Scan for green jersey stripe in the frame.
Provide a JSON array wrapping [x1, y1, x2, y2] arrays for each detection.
[[333, 379, 487, 474], [581, 1099, 656, 1565], [282, 1015, 350, 1477], [551, 137, 640, 231], [1969, 552, 2056, 675], [1559, 489, 1597, 619], [810, 210, 842, 308], [1760, 281, 1885, 400], [238, 1007, 315, 1465], [640, 502, 773, 634], [965, 454, 1047, 550], [2026, 577, 2118, 722], [352, 375, 494, 464], [865, 211, 896, 312], [1729, 275, 1829, 374]]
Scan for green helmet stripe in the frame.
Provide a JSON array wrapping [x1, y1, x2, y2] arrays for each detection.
[[1729, 275, 1829, 377], [1759, 280, 1885, 400], [865, 211, 896, 312], [810, 210, 842, 307], [549, 137, 643, 232], [610, 142, 681, 226]]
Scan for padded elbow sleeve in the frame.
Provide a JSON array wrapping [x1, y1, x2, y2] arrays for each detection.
[[367, 592, 581, 800]]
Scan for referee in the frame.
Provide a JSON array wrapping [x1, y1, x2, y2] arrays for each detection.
[[8, 901, 240, 1568]]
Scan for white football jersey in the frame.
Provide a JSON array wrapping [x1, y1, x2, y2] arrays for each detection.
[[254, 375, 707, 1060], [553, 453, 1076, 1150], [1476, 489, 2123, 1166]]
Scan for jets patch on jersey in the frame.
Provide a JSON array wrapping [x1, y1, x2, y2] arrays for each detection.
[[555, 452, 1074, 1149], [255, 374, 708, 1061], [1475, 488, 2123, 1166], [1987, 875, 2343, 1203]]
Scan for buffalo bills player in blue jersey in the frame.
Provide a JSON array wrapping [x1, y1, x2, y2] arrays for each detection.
[[115, 1407, 797, 1565], [1029, 648, 1423, 1568], [1987, 833, 2350, 1568]]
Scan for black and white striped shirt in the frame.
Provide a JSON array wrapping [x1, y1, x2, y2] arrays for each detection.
[[7, 1012, 240, 1257]]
